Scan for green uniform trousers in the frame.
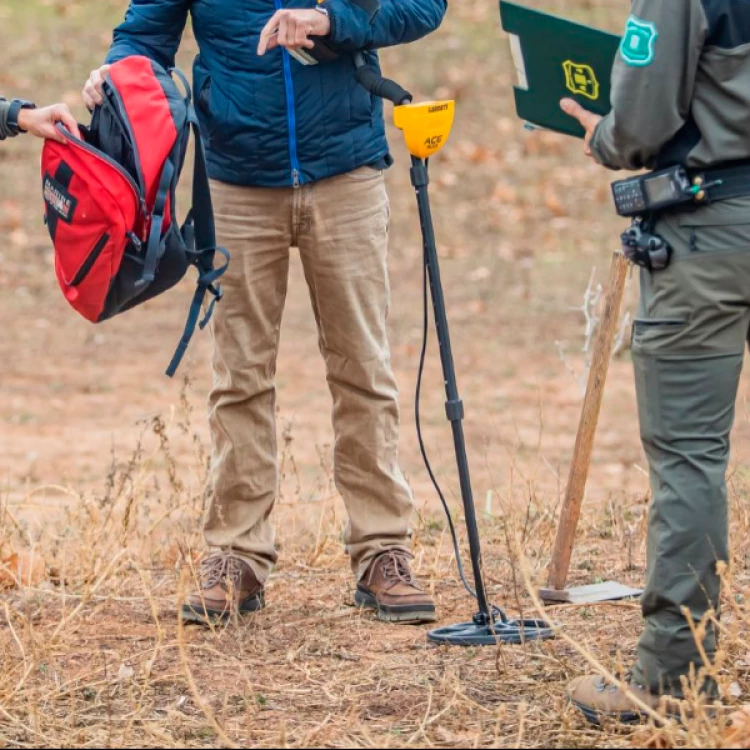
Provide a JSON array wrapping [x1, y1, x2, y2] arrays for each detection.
[[630, 197, 750, 697]]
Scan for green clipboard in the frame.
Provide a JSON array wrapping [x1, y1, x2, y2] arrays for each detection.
[[499, 2, 621, 138]]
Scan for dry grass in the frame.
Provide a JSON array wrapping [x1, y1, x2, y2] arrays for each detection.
[[3, 385, 750, 748], [4, 0, 750, 747]]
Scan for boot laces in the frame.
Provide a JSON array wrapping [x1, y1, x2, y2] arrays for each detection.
[[199, 553, 246, 592], [595, 672, 636, 694], [377, 550, 419, 588]]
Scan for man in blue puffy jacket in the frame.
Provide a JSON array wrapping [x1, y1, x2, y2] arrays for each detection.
[[83, 0, 446, 626]]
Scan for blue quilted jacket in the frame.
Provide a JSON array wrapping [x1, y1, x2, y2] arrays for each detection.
[[107, 0, 447, 187]]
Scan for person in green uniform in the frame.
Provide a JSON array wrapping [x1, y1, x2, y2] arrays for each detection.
[[561, 0, 750, 725]]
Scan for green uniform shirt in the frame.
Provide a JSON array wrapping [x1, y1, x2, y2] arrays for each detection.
[[592, 0, 750, 172], [0, 97, 14, 140]]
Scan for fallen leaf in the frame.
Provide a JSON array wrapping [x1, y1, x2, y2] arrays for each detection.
[[0, 554, 19, 589], [0, 552, 47, 589], [631, 728, 675, 749], [10, 229, 29, 248], [723, 706, 750, 748], [468, 266, 491, 282], [117, 663, 135, 682]]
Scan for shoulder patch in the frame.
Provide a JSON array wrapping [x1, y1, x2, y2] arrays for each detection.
[[620, 16, 659, 67]]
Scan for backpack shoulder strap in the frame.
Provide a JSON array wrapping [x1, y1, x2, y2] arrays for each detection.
[[139, 158, 175, 288], [189, 108, 217, 255], [165, 105, 229, 377], [137, 66, 190, 290]]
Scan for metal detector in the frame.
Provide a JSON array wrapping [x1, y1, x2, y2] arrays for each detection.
[[354, 59, 553, 646]]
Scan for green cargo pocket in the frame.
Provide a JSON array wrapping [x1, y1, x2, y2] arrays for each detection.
[[632, 318, 688, 351], [634, 319, 686, 330]]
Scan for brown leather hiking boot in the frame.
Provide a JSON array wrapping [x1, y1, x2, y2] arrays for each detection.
[[182, 553, 265, 626], [568, 675, 678, 726], [355, 550, 436, 624]]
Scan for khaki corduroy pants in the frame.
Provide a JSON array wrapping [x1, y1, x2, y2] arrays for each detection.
[[203, 168, 414, 582]]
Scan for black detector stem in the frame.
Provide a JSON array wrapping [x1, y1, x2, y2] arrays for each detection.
[[410, 158, 552, 645], [355, 64, 553, 646], [410, 156, 491, 621]]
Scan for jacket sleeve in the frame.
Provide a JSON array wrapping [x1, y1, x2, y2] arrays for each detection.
[[0, 98, 13, 140], [590, 0, 707, 171], [322, 0, 446, 51], [105, 0, 191, 70]]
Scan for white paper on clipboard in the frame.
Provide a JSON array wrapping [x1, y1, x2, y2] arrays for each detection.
[[508, 33, 549, 131], [508, 34, 529, 90]]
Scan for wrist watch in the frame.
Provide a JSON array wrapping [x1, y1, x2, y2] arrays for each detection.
[[7, 99, 36, 136], [315, 4, 329, 19]]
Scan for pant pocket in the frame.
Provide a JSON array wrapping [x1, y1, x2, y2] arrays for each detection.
[[676, 204, 750, 256], [631, 318, 688, 356], [633, 318, 686, 333]]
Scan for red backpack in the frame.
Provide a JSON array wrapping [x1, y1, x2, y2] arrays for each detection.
[[41, 56, 228, 376]]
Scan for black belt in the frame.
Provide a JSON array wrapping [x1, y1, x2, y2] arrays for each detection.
[[688, 160, 750, 203]]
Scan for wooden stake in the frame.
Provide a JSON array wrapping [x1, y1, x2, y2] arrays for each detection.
[[546, 251, 630, 592]]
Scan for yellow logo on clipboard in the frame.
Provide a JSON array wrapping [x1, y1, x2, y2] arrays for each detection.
[[563, 61, 600, 101]]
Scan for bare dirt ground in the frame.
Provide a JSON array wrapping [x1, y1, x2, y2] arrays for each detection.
[[3, 1, 750, 747]]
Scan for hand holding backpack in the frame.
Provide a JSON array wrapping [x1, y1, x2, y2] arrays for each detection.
[[41, 56, 229, 376]]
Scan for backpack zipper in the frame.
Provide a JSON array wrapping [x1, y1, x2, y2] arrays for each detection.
[[58, 130, 146, 261], [126, 231, 143, 251], [70, 232, 110, 287], [275, 0, 303, 188], [102, 79, 149, 215], [59, 129, 142, 212]]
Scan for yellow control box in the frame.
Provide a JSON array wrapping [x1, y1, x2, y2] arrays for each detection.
[[393, 101, 455, 160]]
